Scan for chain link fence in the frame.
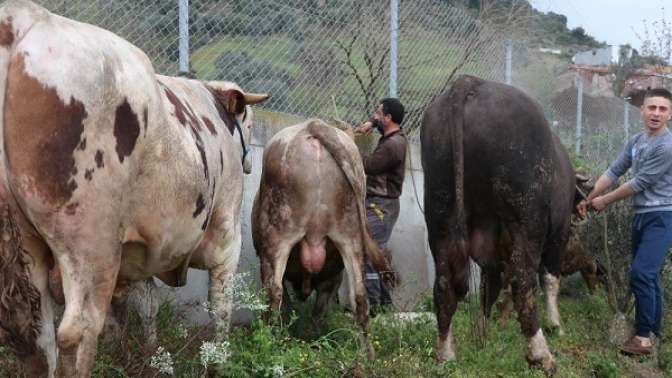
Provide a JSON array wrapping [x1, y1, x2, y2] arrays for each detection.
[[33, 0, 639, 155], [33, 0, 658, 312]]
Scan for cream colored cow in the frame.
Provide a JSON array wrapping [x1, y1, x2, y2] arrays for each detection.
[[0, 1, 267, 376]]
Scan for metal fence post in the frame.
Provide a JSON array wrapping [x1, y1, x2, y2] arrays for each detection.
[[505, 39, 512, 85], [389, 0, 398, 98], [575, 71, 583, 155], [178, 0, 190, 74], [624, 99, 630, 142]]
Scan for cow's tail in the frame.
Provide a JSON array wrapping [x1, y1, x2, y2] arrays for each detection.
[[447, 77, 471, 299], [0, 2, 43, 357], [306, 120, 397, 289], [0, 204, 41, 357]]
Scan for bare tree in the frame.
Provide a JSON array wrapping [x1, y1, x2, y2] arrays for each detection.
[[334, 2, 391, 121], [633, 6, 672, 65], [333, 0, 533, 129], [402, 0, 533, 131]]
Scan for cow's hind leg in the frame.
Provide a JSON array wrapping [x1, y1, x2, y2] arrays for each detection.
[[542, 271, 564, 336], [508, 226, 555, 374], [543, 227, 570, 336], [189, 208, 244, 340], [258, 232, 302, 324], [331, 236, 373, 359], [52, 236, 121, 378], [429, 230, 469, 363], [208, 227, 242, 340]]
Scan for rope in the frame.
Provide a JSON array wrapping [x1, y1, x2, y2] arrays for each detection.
[[406, 138, 425, 215]]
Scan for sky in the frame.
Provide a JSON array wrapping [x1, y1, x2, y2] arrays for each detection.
[[528, 0, 668, 50]]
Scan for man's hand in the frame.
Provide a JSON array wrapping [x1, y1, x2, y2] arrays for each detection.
[[590, 196, 608, 212], [354, 121, 373, 136]]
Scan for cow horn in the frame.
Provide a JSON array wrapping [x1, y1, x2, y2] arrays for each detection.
[[575, 173, 589, 183], [244, 93, 269, 105], [571, 216, 588, 227]]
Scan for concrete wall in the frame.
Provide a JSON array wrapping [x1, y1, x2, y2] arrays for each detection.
[[155, 111, 435, 324]]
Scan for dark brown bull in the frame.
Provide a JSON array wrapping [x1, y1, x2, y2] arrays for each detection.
[[495, 219, 602, 328], [421, 75, 583, 373], [252, 119, 394, 356]]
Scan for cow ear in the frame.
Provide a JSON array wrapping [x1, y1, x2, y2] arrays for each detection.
[[212, 89, 246, 115], [575, 173, 589, 184]]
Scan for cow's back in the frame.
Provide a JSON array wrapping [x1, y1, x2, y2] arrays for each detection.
[[2, 1, 160, 224], [422, 75, 574, 228], [258, 121, 362, 235]]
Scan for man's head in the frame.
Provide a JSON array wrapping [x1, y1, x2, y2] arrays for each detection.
[[641, 88, 672, 135], [372, 97, 404, 134]]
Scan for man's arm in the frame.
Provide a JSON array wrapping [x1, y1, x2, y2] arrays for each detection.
[[590, 180, 635, 211], [577, 137, 636, 217], [627, 143, 672, 193]]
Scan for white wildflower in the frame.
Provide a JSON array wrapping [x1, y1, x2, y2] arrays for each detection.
[[150, 346, 174, 375], [223, 272, 269, 311], [176, 324, 188, 339], [201, 301, 217, 316], [271, 364, 285, 377], [200, 340, 232, 368]]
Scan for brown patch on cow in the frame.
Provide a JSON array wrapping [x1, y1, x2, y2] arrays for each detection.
[[191, 128, 209, 180], [4, 54, 86, 207], [78, 137, 86, 151], [143, 107, 148, 137], [95, 150, 104, 168], [163, 86, 187, 126], [202, 116, 217, 135], [113, 99, 141, 163], [184, 102, 202, 132], [201, 181, 216, 230], [84, 169, 94, 181], [219, 150, 224, 174], [0, 19, 14, 47], [65, 202, 79, 215], [193, 194, 205, 218]]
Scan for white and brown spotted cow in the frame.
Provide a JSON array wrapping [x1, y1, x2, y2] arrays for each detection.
[[252, 120, 394, 357], [0, 1, 268, 377]]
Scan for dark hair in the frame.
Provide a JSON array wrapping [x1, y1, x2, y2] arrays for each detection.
[[644, 88, 672, 102], [379, 97, 405, 125]]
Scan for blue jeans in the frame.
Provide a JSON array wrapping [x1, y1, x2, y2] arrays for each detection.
[[631, 211, 672, 337]]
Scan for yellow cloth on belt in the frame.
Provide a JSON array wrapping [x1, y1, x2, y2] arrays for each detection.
[[368, 202, 385, 221]]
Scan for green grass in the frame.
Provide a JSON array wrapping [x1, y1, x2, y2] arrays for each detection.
[[1, 285, 669, 377], [191, 35, 303, 80]]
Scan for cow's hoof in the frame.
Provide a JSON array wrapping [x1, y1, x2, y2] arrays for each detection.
[[435, 343, 456, 362], [527, 353, 555, 377], [547, 324, 565, 337], [358, 334, 376, 360], [527, 329, 555, 375], [526, 352, 556, 376], [366, 344, 376, 360]]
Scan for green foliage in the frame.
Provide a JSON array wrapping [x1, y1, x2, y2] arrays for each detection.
[[3, 286, 672, 376], [589, 353, 620, 378]]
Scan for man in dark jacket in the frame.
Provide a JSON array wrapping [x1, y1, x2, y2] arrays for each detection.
[[354, 98, 407, 311]]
